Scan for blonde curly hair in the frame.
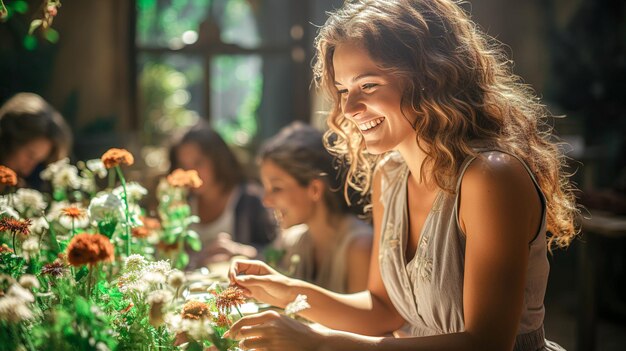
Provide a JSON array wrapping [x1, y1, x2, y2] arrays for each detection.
[[313, 0, 579, 249]]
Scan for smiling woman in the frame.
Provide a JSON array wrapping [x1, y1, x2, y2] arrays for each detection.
[[0, 92, 72, 187]]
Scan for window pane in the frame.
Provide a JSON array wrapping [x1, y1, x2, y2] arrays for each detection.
[[211, 55, 262, 146], [138, 53, 204, 145], [136, 0, 296, 49]]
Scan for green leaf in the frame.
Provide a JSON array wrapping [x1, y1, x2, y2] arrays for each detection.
[[185, 230, 201, 251], [13, 0, 28, 14], [98, 218, 118, 238], [175, 252, 189, 269], [74, 266, 89, 282], [23, 34, 37, 50], [74, 296, 93, 320]]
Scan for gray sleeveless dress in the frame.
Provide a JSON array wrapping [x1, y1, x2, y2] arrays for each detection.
[[378, 151, 565, 350]]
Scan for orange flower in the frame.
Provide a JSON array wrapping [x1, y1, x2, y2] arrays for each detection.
[[131, 226, 150, 239], [166, 169, 203, 188], [214, 312, 231, 328], [141, 216, 161, 230], [0, 217, 31, 236], [0, 244, 14, 254], [61, 206, 87, 220], [66, 233, 114, 267], [215, 286, 246, 314], [181, 300, 211, 320], [0, 165, 17, 186], [101, 148, 134, 169]]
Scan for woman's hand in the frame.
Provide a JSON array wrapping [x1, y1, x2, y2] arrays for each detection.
[[229, 259, 297, 308], [225, 310, 324, 351]]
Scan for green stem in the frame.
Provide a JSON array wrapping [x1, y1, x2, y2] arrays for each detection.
[[115, 166, 131, 257], [108, 168, 115, 189], [235, 305, 244, 318], [12, 231, 18, 255]]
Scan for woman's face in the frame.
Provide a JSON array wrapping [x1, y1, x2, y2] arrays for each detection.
[[333, 41, 417, 155], [260, 160, 317, 229], [4, 137, 52, 177], [175, 142, 220, 196]]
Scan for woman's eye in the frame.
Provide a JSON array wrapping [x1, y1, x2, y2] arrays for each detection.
[[337, 89, 348, 95], [362, 83, 378, 90]]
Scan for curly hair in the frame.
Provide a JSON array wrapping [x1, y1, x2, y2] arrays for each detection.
[[313, 0, 579, 249]]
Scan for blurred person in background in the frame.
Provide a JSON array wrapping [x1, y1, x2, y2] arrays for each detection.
[[0, 92, 72, 189], [169, 123, 276, 269], [258, 122, 373, 293]]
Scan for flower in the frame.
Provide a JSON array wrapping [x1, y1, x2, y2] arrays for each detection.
[[58, 204, 90, 230], [113, 182, 147, 202], [167, 270, 185, 290], [66, 233, 115, 267], [148, 289, 173, 327], [123, 254, 147, 273], [0, 296, 33, 322], [61, 206, 87, 220], [86, 159, 108, 178], [285, 294, 310, 316], [12, 188, 46, 217], [0, 165, 17, 186], [41, 260, 67, 278], [88, 193, 124, 222], [214, 312, 231, 328], [131, 226, 151, 239], [101, 148, 134, 169], [181, 300, 211, 320], [18, 275, 40, 290], [28, 217, 49, 235], [166, 169, 203, 188], [0, 217, 32, 236], [0, 195, 19, 219], [21, 237, 39, 261], [215, 286, 246, 314], [40, 159, 82, 189], [0, 244, 14, 254], [7, 284, 34, 303]]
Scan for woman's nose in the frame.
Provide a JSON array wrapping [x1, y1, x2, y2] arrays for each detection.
[[342, 92, 365, 118]]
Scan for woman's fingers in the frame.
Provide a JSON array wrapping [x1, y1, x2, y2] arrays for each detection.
[[225, 310, 281, 339]]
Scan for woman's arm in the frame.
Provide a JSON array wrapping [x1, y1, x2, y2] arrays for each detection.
[[228, 153, 543, 351], [230, 170, 404, 335], [345, 233, 373, 293]]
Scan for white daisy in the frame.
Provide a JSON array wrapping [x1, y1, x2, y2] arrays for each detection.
[[12, 189, 46, 217]]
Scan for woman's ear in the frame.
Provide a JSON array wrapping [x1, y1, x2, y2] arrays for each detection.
[[308, 179, 325, 202]]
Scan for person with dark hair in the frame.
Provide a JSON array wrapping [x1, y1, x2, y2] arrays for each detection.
[[169, 123, 276, 269], [226, 1, 578, 350], [258, 122, 372, 293], [0, 92, 72, 187]]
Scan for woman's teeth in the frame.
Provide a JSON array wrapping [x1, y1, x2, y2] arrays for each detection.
[[359, 117, 384, 131]]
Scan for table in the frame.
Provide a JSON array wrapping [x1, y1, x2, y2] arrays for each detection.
[[577, 211, 626, 351]]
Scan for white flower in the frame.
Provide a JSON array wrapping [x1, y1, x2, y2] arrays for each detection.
[[124, 254, 148, 273], [143, 272, 166, 285], [113, 182, 147, 203], [285, 294, 310, 316], [147, 289, 173, 305], [79, 176, 97, 194], [0, 296, 33, 322], [46, 200, 71, 220], [57, 204, 90, 230], [21, 238, 39, 261], [18, 275, 40, 290], [29, 217, 49, 235], [145, 260, 172, 276], [12, 189, 46, 217], [0, 196, 19, 219], [7, 284, 34, 303], [52, 165, 82, 189], [182, 318, 214, 340], [164, 313, 183, 334], [88, 192, 124, 222], [40, 158, 70, 181], [167, 270, 186, 289], [86, 159, 108, 179], [118, 280, 148, 294]]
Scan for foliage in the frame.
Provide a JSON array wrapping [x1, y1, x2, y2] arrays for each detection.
[[0, 150, 243, 350]]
